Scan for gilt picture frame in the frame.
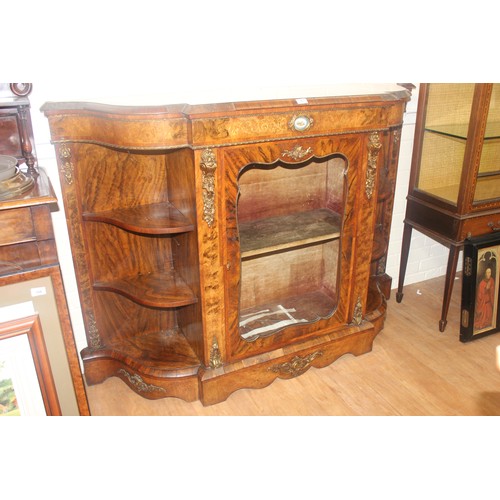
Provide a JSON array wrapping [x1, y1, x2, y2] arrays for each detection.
[[461, 233, 500, 342]]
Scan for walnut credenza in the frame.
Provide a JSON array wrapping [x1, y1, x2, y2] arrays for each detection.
[[42, 89, 410, 405]]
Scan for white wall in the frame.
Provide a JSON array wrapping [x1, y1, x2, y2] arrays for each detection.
[[25, 83, 451, 356]]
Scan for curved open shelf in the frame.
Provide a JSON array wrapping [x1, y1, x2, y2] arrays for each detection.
[[82, 328, 201, 377], [83, 201, 194, 235], [93, 270, 197, 308]]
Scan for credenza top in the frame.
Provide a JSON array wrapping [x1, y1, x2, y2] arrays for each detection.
[[41, 85, 411, 118], [40, 85, 412, 149]]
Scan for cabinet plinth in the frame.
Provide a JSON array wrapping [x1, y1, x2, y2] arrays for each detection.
[[43, 88, 410, 405]]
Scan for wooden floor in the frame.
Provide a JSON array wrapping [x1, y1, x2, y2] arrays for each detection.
[[85, 274, 500, 416]]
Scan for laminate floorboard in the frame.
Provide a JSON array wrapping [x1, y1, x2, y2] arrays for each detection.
[[85, 274, 500, 416]]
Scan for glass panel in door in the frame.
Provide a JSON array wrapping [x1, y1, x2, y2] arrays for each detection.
[[417, 83, 475, 205], [474, 83, 500, 203], [237, 154, 346, 341]]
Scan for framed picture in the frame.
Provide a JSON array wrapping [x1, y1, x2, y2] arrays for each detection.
[[0, 272, 89, 415], [0, 314, 61, 416], [461, 233, 500, 342]]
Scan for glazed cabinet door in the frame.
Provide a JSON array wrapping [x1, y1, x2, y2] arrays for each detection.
[[412, 83, 500, 212], [221, 133, 380, 362], [414, 83, 476, 207], [472, 83, 500, 207]]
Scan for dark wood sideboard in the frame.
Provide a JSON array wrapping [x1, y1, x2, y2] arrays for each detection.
[[0, 84, 90, 415]]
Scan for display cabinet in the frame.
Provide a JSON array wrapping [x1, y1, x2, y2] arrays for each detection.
[[396, 83, 500, 331], [42, 88, 410, 405]]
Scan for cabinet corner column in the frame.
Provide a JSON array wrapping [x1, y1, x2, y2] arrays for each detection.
[[195, 148, 226, 367]]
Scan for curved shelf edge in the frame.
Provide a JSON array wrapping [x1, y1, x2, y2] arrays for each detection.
[[93, 270, 198, 308], [82, 330, 201, 376], [83, 201, 194, 235], [81, 330, 201, 402]]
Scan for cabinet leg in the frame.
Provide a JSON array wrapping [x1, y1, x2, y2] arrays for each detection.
[[439, 245, 460, 332], [396, 223, 413, 303]]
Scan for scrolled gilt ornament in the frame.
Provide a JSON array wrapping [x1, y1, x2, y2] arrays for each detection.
[[366, 132, 382, 199], [389, 129, 402, 169], [281, 145, 313, 161], [200, 148, 217, 227], [393, 129, 401, 146], [269, 350, 323, 377], [352, 296, 363, 326], [87, 312, 102, 350], [58, 144, 75, 185], [118, 369, 166, 393], [209, 336, 223, 369], [377, 255, 387, 275]]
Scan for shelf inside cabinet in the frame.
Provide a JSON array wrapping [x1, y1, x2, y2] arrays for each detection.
[[82, 202, 194, 235], [475, 175, 500, 201], [93, 270, 197, 308], [417, 184, 459, 204], [239, 290, 335, 341], [239, 208, 342, 259], [425, 121, 500, 141], [419, 175, 500, 204]]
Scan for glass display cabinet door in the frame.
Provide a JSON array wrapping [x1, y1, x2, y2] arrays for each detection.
[[416, 83, 475, 206], [475, 83, 500, 204], [236, 154, 345, 341]]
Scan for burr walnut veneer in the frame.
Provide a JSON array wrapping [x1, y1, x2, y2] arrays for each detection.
[[42, 90, 410, 405]]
